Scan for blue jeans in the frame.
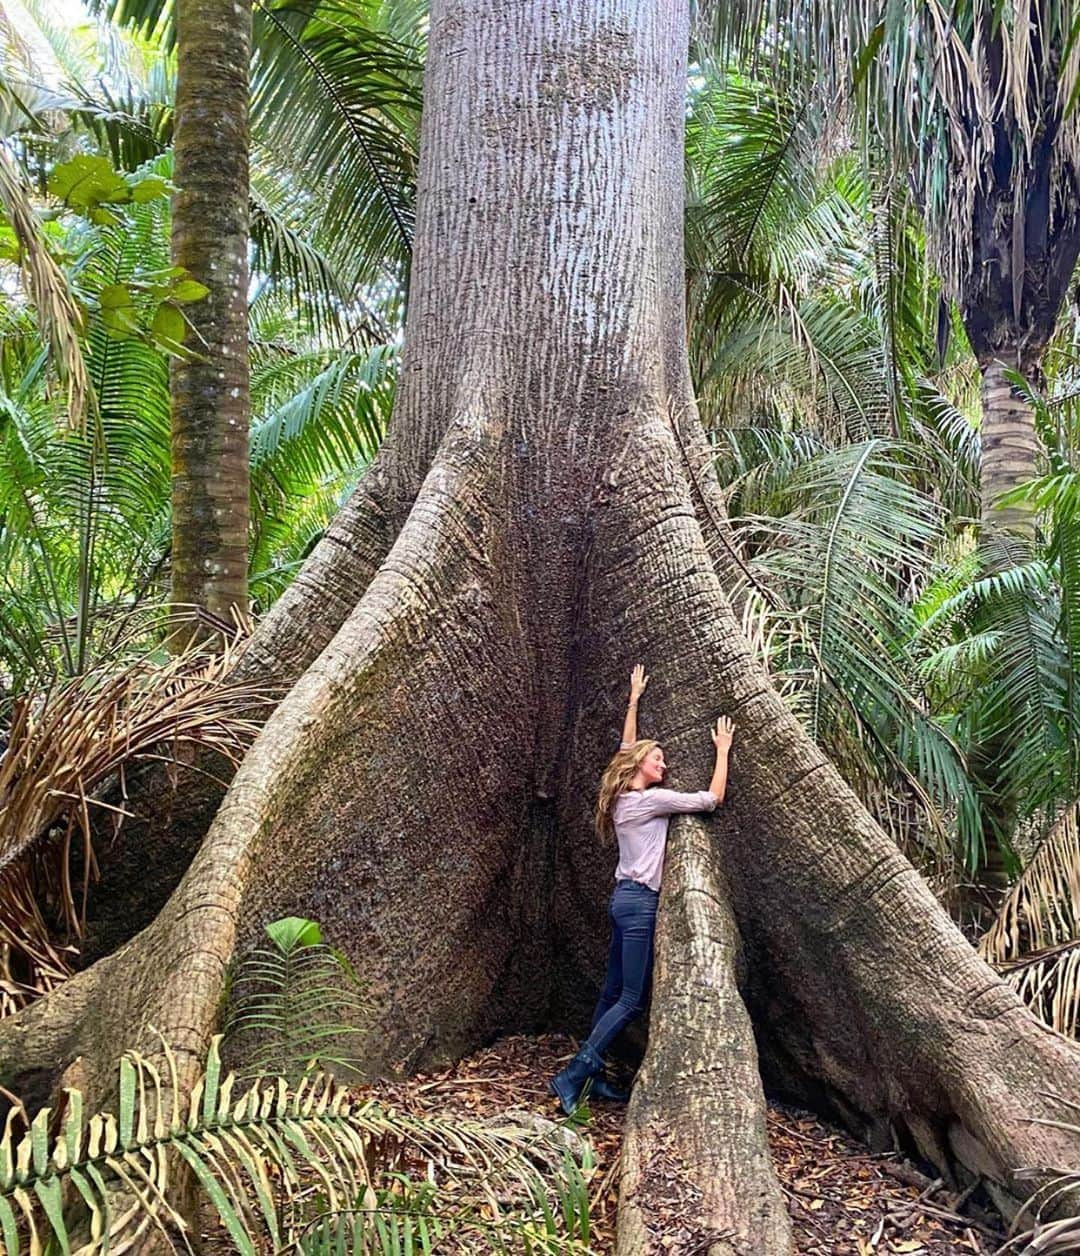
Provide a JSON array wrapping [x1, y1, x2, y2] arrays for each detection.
[[583, 879, 658, 1056]]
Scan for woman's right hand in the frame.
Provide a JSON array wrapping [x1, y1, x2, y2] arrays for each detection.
[[629, 663, 649, 703], [712, 715, 734, 751]]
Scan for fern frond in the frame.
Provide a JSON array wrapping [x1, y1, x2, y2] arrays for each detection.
[[0, 1037, 595, 1255]]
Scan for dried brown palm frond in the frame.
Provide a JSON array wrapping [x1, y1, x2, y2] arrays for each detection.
[[0, 628, 279, 1014], [980, 806, 1080, 965], [996, 941, 1080, 1039], [998, 1100, 1080, 1253], [0, 145, 90, 428]]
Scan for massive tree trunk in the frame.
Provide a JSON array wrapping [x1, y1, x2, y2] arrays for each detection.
[[3, 1, 1080, 1249], [170, 0, 252, 638]]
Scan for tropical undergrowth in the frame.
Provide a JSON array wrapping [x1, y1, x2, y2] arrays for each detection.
[[0, 1034, 595, 1255], [686, 62, 1080, 1019]]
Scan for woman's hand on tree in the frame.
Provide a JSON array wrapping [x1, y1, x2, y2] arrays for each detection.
[[712, 715, 734, 751], [629, 664, 649, 703]]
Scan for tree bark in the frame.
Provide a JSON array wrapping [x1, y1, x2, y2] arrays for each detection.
[[3, 1, 1080, 1250], [170, 0, 252, 639], [979, 357, 1040, 541]]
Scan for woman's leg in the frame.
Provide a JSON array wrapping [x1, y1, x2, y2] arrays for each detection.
[[589, 893, 624, 1029], [581, 882, 657, 1056]]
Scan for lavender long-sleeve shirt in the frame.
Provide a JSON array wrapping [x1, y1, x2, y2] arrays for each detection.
[[612, 787, 718, 891]]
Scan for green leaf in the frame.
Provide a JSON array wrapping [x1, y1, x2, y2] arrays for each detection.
[[66, 1167, 104, 1247], [99, 284, 134, 309], [853, 22, 886, 91], [29, 1108, 50, 1177], [47, 154, 130, 212], [0, 1194, 20, 1256], [202, 1037, 224, 1126], [151, 301, 187, 348], [266, 916, 323, 953], [98, 285, 140, 338], [0, 225, 19, 262], [62, 1090, 84, 1166], [171, 1138, 256, 1256], [130, 176, 172, 203], [119, 1057, 136, 1147], [32, 1178, 69, 1255], [170, 278, 210, 303]]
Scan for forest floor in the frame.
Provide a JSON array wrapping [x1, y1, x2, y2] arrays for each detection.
[[364, 1033, 1009, 1255]]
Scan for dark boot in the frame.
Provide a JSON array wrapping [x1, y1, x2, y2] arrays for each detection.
[[590, 1074, 630, 1103], [547, 1043, 604, 1115]]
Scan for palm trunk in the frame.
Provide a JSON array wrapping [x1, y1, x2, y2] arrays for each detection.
[[170, 0, 252, 640], [979, 356, 1040, 541], [3, 2, 1079, 1249]]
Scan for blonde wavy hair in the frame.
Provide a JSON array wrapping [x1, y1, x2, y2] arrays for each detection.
[[595, 739, 660, 841]]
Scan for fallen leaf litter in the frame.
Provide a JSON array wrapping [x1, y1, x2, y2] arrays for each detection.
[[359, 1033, 1006, 1254]]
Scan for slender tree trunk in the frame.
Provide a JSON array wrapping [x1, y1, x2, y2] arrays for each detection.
[[979, 356, 1039, 542], [3, 2, 1079, 1250], [170, 0, 252, 641]]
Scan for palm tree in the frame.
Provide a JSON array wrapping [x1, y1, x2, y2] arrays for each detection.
[[169, 0, 253, 641], [713, 1, 1080, 541]]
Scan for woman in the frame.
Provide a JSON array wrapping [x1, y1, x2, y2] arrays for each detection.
[[548, 664, 734, 1114]]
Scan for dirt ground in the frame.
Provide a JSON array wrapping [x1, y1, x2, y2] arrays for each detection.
[[362, 1033, 1008, 1255]]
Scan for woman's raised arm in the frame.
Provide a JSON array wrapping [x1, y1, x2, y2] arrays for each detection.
[[708, 715, 734, 803], [620, 663, 649, 747]]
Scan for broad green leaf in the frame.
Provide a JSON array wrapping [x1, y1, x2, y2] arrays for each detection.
[[130, 176, 171, 203], [170, 278, 210, 303], [48, 155, 130, 211], [265, 916, 322, 953], [151, 302, 186, 348]]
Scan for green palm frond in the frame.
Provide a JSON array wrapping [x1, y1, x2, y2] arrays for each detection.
[[705, 1, 1080, 307], [686, 63, 975, 500], [225, 917, 369, 1082], [250, 342, 393, 480], [0, 1035, 595, 1255], [249, 0, 421, 287], [728, 436, 979, 863], [247, 340, 395, 596]]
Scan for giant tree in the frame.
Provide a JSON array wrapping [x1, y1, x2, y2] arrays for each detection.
[[3, 2, 1079, 1252], [170, 0, 252, 634]]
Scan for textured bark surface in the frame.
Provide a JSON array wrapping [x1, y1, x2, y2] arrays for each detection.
[[3, 1, 1080, 1250], [170, 0, 252, 634], [979, 358, 1040, 540], [617, 819, 792, 1255], [82, 463, 400, 961]]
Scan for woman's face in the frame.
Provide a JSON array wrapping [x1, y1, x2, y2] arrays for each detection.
[[640, 745, 666, 785]]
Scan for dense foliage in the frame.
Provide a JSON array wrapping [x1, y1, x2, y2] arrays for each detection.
[[1, 0, 1078, 1030]]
